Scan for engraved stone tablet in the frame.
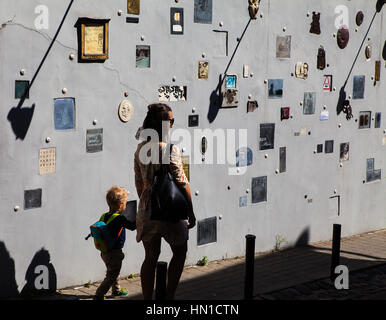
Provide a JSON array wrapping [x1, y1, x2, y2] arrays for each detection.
[[86, 128, 103, 153], [24, 189, 42, 210], [54, 98, 75, 130], [118, 100, 134, 122], [252, 176, 267, 204]]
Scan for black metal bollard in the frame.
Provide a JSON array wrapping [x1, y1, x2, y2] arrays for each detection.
[[244, 234, 256, 300], [330, 224, 342, 281], [155, 261, 168, 300]]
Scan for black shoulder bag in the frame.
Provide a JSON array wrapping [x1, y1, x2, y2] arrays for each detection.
[[150, 144, 189, 223]]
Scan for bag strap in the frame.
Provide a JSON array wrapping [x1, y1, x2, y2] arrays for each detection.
[[100, 213, 120, 225]]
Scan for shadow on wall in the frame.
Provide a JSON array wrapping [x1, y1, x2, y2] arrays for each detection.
[[7, 103, 35, 140], [0, 241, 19, 298], [19, 248, 57, 298]]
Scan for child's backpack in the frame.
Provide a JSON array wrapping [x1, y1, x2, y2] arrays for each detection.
[[90, 213, 123, 253]]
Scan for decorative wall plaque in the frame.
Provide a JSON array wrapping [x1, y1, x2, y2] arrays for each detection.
[[194, 0, 213, 24], [259, 123, 275, 150], [118, 100, 134, 122], [279, 147, 286, 173], [86, 128, 103, 153], [375, 112, 381, 128], [317, 144, 323, 153], [136, 45, 150, 68], [181, 156, 190, 181], [197, 217, 217, 246], [310, 12, 321, 35], [188, 115, 199, 127], [281, 107, 290, 121], [325, 140, 334, 154], [198, 61, 209, 80], [247, 101, 258, 113], [252, 176, 267, 204], [375, 61, 381, 82], [171, 8, 184, 35], [15, 80, 30, 99], [365, 44, 372, 60], [295, 62, 309, 79], [222, 74, 239, 108], [323, 75, 333, 91], [158, 86, 187, 102], [320, 110, 329, 121], [248, 0, 259, 19], [24, 189, 42, 210], [236, 147, 253, 167], [337, 26, 349, 49], [39, 148, 56, 175], [239, 196, 248, 207], [54, 98, 75, 130], [353, 75, 365, 99], [276, 36, 291, 58], [356, 11, 364, 26], [268, 79, 283, 99], [78, 18, 109, 61], [317, 47, 326, 70], [201, 137, 208, 155], [366, 158, 381, 182], [303, 92, 316, 115], [127, 0, 140, 15]]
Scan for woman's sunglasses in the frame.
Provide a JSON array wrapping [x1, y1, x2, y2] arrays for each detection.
[[169, 118, 175, 126]]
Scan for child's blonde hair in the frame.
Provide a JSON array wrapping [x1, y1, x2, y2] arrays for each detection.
[[106, 186, 129, 213]]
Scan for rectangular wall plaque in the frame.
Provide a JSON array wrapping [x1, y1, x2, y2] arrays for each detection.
[[279, 147, 286, 173], [236, 147, 253, 167], [375, 112, 381, 128], [39, 148, 56, 175], [127, 0, 140, 15], [198, 61, 209, 80], [197, 217, 217, 246], [276, 35, 291, 58], [171, 8, 184, 35], [54, 98, 75, 130], [239, 196, 248, 207], [194, 0, 213, 24], [317, 144, 323, 153], [24, 189, 42, 210], [136, 45, 150, 68], [86, 128, 103, 153], [268, 79, 283, 99], [366, 158, 381, 182], [359, 111, 371, 129], [353, 75, 365, 99], [375, 61, 381, 82], [303, 92, 316, 115], [259, 123, 275, 150], [15, 80, 30, 99], [252, 176, 267, 204], [188, 115, 199, 127], [325, 140, 334, 154], [78, 19, 109, 61], [339, 143, 349, 162], [247, 101, 258, 113], [181, 156, 190, 182], [158, 86, 187, 102]]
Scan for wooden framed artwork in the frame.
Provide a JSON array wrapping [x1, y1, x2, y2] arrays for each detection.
[[77, 18, 110, 62]]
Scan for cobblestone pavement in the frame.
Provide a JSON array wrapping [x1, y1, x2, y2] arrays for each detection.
[[257, 263, 386, 300]]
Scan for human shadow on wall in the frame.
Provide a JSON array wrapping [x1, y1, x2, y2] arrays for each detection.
[[0, 241, 19, 298], [207, 18, 252, 123], [294, 227, 310, 247], [382, 41, 386, 61], [19, 248, 57, 298]]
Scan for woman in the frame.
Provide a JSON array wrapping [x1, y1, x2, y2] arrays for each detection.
[[134, 103, 196, 300]]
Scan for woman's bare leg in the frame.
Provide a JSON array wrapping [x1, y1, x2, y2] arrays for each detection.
[[141, 238, 161, 300], [166, 241, 187, 300]]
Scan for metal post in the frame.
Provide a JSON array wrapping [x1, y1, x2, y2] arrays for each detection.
[[244, 234, 256, 300], [330, 224, 342, 281], [155, 261, 167, 300]]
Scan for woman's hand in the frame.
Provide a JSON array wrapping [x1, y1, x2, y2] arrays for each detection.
[[187, 211, 196, 229]]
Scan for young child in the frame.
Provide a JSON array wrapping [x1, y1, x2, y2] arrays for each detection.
[[94, 186, 136, 300]]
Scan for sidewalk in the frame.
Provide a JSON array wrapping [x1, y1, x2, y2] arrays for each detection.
[[54, 229, 386, 300]]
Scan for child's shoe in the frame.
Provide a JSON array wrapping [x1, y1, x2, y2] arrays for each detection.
[[112, 288, 128, 297]]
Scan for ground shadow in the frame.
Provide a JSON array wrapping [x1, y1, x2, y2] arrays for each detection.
[[19, 248, 57, 298], [0, 241, 19, 298]]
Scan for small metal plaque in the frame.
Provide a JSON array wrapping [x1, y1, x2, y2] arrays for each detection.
[[39, 148, 56, 175], [310, 12, 321, 34], [54, 98, 75, 130], [197, 217, 217, 246], [225, 75, 237, 89], [375, 112, 381, 128], [239, 196, 248, 207], [268, 79, 283, 99], [118, 100, 134, 122], [375, 61, 381, 82], [317, 144, 323, 153], [15, 80, 30, 99], [198, 61, 209, 80], [127, 0, 140, 15], [303, 92, 316, 115], [201, 137, 208, 155], [24, 189, 42, 210], [317, 47, 326, 70], [158, 86, 187, 102], [295, 62, 309, 79], [236, 147, 253, 167], [279, 147, 286, 173], [126, 17, 139, 23], [353, 75, 365, 99], [252, 176, 267, 204], [276, 35, 291, 58], [136, 45, 150, 68], [320, 110, 329, 121], [366, 158, 381, 183], [181, 156, 190, 182], [188, 115, 199, 127], [323, 75, 333, 92], [281, 107, 290, 121], [247, 101, 258, 113], [259, 123, 275, 150], [340, 143, 349, 161], [194, 0, 213, 24], [86, 128, 103, 153], [359, 111, 371, 129], [171, 8, 184, 35], [325, 140, 334, 154]]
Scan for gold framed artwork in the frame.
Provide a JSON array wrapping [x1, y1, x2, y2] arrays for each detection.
[[77, 18, 110, 61]]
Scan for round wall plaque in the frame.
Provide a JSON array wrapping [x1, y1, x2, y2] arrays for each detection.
[[118, 100, 134, 122]]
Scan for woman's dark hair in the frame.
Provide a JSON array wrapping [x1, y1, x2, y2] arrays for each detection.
[[143, 103, 172, 141]]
